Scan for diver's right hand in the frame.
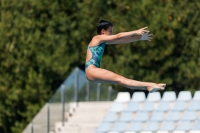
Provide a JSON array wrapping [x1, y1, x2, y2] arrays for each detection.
[[134, 27, 149, 35]]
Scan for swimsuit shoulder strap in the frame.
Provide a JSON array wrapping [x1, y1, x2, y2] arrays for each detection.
[[88, 42, 106, 48]]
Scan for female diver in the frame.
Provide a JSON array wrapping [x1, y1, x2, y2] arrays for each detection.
[[85, 20, 166, 93]]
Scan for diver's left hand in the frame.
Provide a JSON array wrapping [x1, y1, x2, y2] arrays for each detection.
[[141, 32, 153, 41]]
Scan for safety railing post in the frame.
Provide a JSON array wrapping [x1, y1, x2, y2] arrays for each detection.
[[97, 83, 101, 101], [108, 86, 112, 101], [86, 81, 90, 101], [30, 122, 34, 133], [75, 67, 79, 104], [47, 103, 50, 133], [61, 84, 65, 126]]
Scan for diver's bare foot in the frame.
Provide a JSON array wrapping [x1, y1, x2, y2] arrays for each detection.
[[158, 84, 166, 90], [147, 84, 166, 93]]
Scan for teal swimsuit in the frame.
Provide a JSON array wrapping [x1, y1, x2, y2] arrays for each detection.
[[85, 42, 106, 71]]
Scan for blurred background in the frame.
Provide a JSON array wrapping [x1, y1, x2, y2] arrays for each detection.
[[0, 0, 199, 133]]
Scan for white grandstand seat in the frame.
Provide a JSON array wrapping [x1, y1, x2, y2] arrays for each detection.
[[166, 111, 180, 121], [150, 111, 165, 121], [125, 121, 143, 132], [177, 91, 192, 101], [134, 111, 149, 122], [159, 121, 175, 131], [119, 112, 133, 122], [162, 91, 176, 102], [144, 121, 159, 132], [172, 101, 186, 111], [190, 131, 200, 133], [193, 120, 200, 130], [182, 110, 196, 121], [115, 92, 130, 102], [176, 120, 191, 131], [141, 131, 153, 133], [157, 131, 169, 133], [131, 92, 146, 102], [188, 101, 200, 111], [147, 92, 161, 102], [124, 132, 137, 133], [103, 112, 118, 122], [108, 121, 126, 133], [173, 131, 186, 133], [141, 102, 154, 112], [109, 102, 124, 113], [140, 131, 153, 133], [193, 91, 200, 101], [96, 122, 111, 132], [156, 101, 170, 112], [125, 102, 139, 112]]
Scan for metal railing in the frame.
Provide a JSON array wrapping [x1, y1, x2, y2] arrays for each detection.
[[27, 67, 118, 133]]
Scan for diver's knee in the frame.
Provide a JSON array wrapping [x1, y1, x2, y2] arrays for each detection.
[[85, 74, 95, 81], [86, 76, 92, 81]]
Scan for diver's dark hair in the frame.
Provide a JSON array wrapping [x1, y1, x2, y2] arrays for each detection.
[[97, 19, 113, 34]]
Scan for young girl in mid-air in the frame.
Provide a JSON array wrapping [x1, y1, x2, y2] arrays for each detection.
[[85, 20, 166, 93]]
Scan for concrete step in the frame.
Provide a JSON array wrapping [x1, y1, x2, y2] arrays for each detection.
[[56, 123, 97, 133], [55, 102, 113, 133], [59, 126, 96, 133]]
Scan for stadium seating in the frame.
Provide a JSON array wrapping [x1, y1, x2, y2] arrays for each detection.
[[156, 101, 170, 112], [114, 92, 130, 102], [176, 120, 191, 131], [118, 112, 133, 122], [193, 91, 200, 100], [51, 91, 200, 133], [150, 111, 165, 121], [159, 121, 175, 131], [94, 91, 200, 133], [131, 92, 146, 102], [172, 101, 186, 111], [166, 111, 181, 121], [193, 120, 200, 130], [188, 101, 200, 111], [162, 91, 176, 102], [182, 110, 196, 121], [96, 122, 111, 132], [125, 121, 143, 132], [124, 102, 139, 112], [134, 111, 149, 122], [140, 102, 154, 112], [103, 112, 118, 122], [144, 121, 159, 132], [146, 92, 161, 102], [108, 121, 126, 133], [109, 102, 124, 113], [177, 91, 192, 101]]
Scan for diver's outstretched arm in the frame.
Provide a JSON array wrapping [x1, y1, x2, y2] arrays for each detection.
[[106, 32, 152, 44], [93, 27, 149, 44]]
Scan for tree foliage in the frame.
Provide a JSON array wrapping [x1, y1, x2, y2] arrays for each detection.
[[0, 0, 199, 133]]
